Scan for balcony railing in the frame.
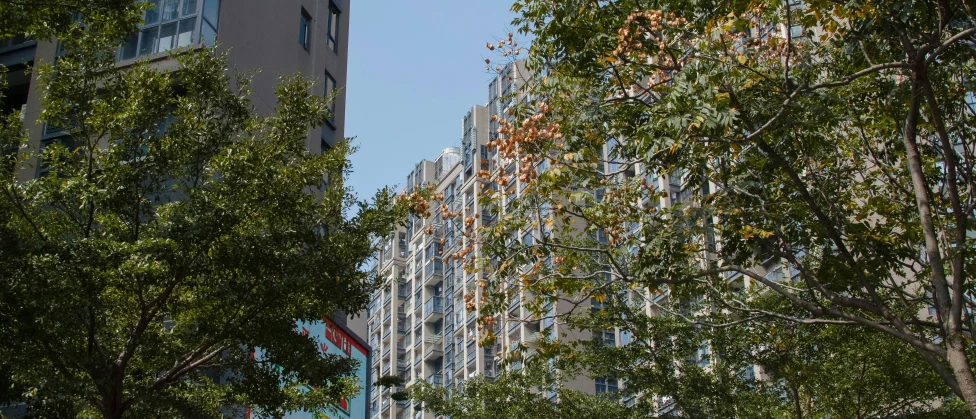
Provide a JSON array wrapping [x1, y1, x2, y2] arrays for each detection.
[[425, 260, 444, 280], [427, 373, 444, 387], [424, 297, 444, 318], [117, 0, 220, 61], [423, 342, 443, 359]]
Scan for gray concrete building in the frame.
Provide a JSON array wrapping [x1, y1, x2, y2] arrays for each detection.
[[2, 0, 350, 183], [0, 0, 358, 417]]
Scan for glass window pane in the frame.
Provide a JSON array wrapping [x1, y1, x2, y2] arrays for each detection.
[[177, 17, 196, 47], [161, 0, 179, 21], [158, 22, 177, 53], [182, 0, 198, 16], [120, 32, 139, 60], [202, 0, 219, 27], [138, 27, 158, 56], [299, 13, 310, 50], [330, 11, 338, 38], [201, 21, 216, 46], [145, 0, 160, 24]]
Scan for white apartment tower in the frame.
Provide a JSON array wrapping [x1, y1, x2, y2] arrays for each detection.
[[365, 61, 604, 419]]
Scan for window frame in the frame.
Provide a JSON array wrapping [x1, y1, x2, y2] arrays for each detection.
[[118, 0, 216, 62], [326, 1, 340, 53], [324, 71, 337, 123], [299, 8, 312, 51]]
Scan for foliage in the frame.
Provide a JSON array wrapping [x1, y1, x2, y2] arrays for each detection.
[[0, 0, 143, 40], [408, 363, 639, 419], [0, 4, 408, 418], [425, 0, 976, 416]]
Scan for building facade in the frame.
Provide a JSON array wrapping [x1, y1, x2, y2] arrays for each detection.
[[0, 1, 362, 417], [2, 0, 350, 183], [364, 61, 602, 419]]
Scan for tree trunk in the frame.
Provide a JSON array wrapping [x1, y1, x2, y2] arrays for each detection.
[[945, 338, 976, 417]]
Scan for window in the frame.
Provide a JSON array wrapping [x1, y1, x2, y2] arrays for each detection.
[[324, 71, 337, 120], [595, 377, 618, 394], [299, 8, 311, 51], [0, 35, 31, 51], [620, 329, 631, 346], [601, 330, 616, 347], [119, 0, 216, 61], [327, 1, 340, 53], [789, 24, 804, 38]]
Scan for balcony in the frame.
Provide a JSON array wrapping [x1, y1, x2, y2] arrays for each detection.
[[423, 342, 443, 360], [424, 259, 444, 281], [116, 0, 220, 63], [397, 358, 409, 373], [424, 297, 444, 319], [427, 373, 444, 387], [398, 286, 410, 300]]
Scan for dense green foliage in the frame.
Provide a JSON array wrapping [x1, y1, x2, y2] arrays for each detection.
[[424, 0, 976, 416], [0, 4, 407, 418], [408, 363, 639, 419]]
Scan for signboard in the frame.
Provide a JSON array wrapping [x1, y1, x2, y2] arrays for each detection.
[[250, 318, 370, 419]]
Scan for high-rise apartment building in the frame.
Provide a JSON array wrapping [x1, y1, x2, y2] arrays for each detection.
[[2, 0, 350, 183], [0, 1, 364, 417], [365, 61, 601, 419]]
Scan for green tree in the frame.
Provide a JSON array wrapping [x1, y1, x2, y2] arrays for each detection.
[[448, 0, 976, 416], [0, 0, 140, 40], [406, 362, 638, 419], [0, 5, 407, 418]]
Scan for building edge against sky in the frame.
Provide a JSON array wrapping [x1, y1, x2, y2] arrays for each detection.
[[0, 0, 370, 418]]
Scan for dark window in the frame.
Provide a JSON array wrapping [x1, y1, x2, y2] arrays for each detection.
[[324, 71, 337, 120], [120, 0, 214, 61], [595, 377, 618, 394], [327, 1, 340, 53], [299, 8, 311, 51]]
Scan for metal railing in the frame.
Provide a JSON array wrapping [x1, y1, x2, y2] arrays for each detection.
[[425, 260, 444, 279], [427, 373, 444, 387], [424, 297, 444, 318]]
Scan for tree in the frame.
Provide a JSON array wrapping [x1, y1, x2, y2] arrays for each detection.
[[405, 362, 638, 419], [0, 5, 407, 418], [0, 0, 140, 40], [445, 0, 976, 415]]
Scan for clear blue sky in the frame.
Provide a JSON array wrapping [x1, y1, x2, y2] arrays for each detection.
[[344, 2, 517, 200]]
